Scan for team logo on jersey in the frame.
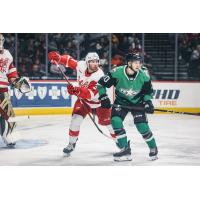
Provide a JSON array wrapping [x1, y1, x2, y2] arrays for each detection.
[[38, 86, 47, 99], [61, 86, 69, 99], [120, 88, 138, 96], [79, 80, 89, 87]]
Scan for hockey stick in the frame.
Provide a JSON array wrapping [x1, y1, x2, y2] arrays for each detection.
[[154, 109, 200, 116], [112, 104, 200, 116], [54, 62, 113, 139]]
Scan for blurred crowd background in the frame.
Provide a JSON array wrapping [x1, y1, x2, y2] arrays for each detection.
[[3, 33, 200, 81]]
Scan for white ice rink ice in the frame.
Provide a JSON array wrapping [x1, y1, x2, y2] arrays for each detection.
[[0, 114, 200, 166]]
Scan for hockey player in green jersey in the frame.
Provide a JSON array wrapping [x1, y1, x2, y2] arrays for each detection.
[[97, 53, 158, 161]]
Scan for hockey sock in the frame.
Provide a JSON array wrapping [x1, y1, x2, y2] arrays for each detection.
[[111, 116, 128, 149], [69, 130, 79, 144], [135, 123, 157, 149]]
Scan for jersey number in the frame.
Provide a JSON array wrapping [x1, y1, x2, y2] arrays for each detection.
[[103, 76, 110, 83]]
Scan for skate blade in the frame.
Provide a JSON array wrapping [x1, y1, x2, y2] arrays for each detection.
[[4, 143, 16, 149], [63, 149, 74, 157], [114, 155, 132, 162], [63, 152, 71, 157], [149, 155, 158, 161]]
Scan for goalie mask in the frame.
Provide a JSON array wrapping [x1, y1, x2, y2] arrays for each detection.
[[85, 52, 100, 72], [0, 34, 5, 51]]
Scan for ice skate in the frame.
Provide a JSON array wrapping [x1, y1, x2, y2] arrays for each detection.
[[113, 141, 132, 162], [149, 147, 158, 161], [63, 142, 76, 156]]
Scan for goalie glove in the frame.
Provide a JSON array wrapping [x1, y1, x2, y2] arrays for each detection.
[[12, 77, 31, 93]]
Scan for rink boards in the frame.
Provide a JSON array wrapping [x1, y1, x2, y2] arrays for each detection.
[[11, 80, 200, 116]]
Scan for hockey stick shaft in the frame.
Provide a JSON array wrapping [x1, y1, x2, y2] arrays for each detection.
[[55, 63, 112, 139], [154, 109, 200, 116], [112, 104, 144, 111], [112, 104, 200, 116]]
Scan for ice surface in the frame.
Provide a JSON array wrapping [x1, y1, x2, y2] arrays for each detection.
[[0, 114, 200, 166]]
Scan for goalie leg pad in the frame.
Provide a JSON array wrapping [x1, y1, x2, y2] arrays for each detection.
[[0, 93, 16, 146]]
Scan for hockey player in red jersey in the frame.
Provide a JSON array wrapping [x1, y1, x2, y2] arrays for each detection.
[[48, 51, 116, 155], [0, 34, 31, 147]]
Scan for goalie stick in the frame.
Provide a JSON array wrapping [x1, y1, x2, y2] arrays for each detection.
[[54, 62, 113, 140]]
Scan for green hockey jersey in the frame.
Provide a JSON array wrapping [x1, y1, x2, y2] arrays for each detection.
[[97, 65, 153, 106]]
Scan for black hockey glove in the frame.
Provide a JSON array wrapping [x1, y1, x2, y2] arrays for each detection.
[[144, 100, 154, 114], [99, 94, 111, 109]]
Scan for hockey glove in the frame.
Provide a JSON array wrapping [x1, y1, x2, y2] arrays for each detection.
[[144, 100, 154, 114], [48, 51, 60, 64], [99, 94, 111, 109], [67, 84, 80, 96]]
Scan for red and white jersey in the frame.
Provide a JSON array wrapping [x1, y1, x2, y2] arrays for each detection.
[[66, 58, 104, 108], [76, 61, 104, 108], [0, 49, 18, 91]]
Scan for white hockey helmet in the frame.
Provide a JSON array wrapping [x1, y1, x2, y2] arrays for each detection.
[[85, 52, 99, 63], [0, 34, 5, 51]]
